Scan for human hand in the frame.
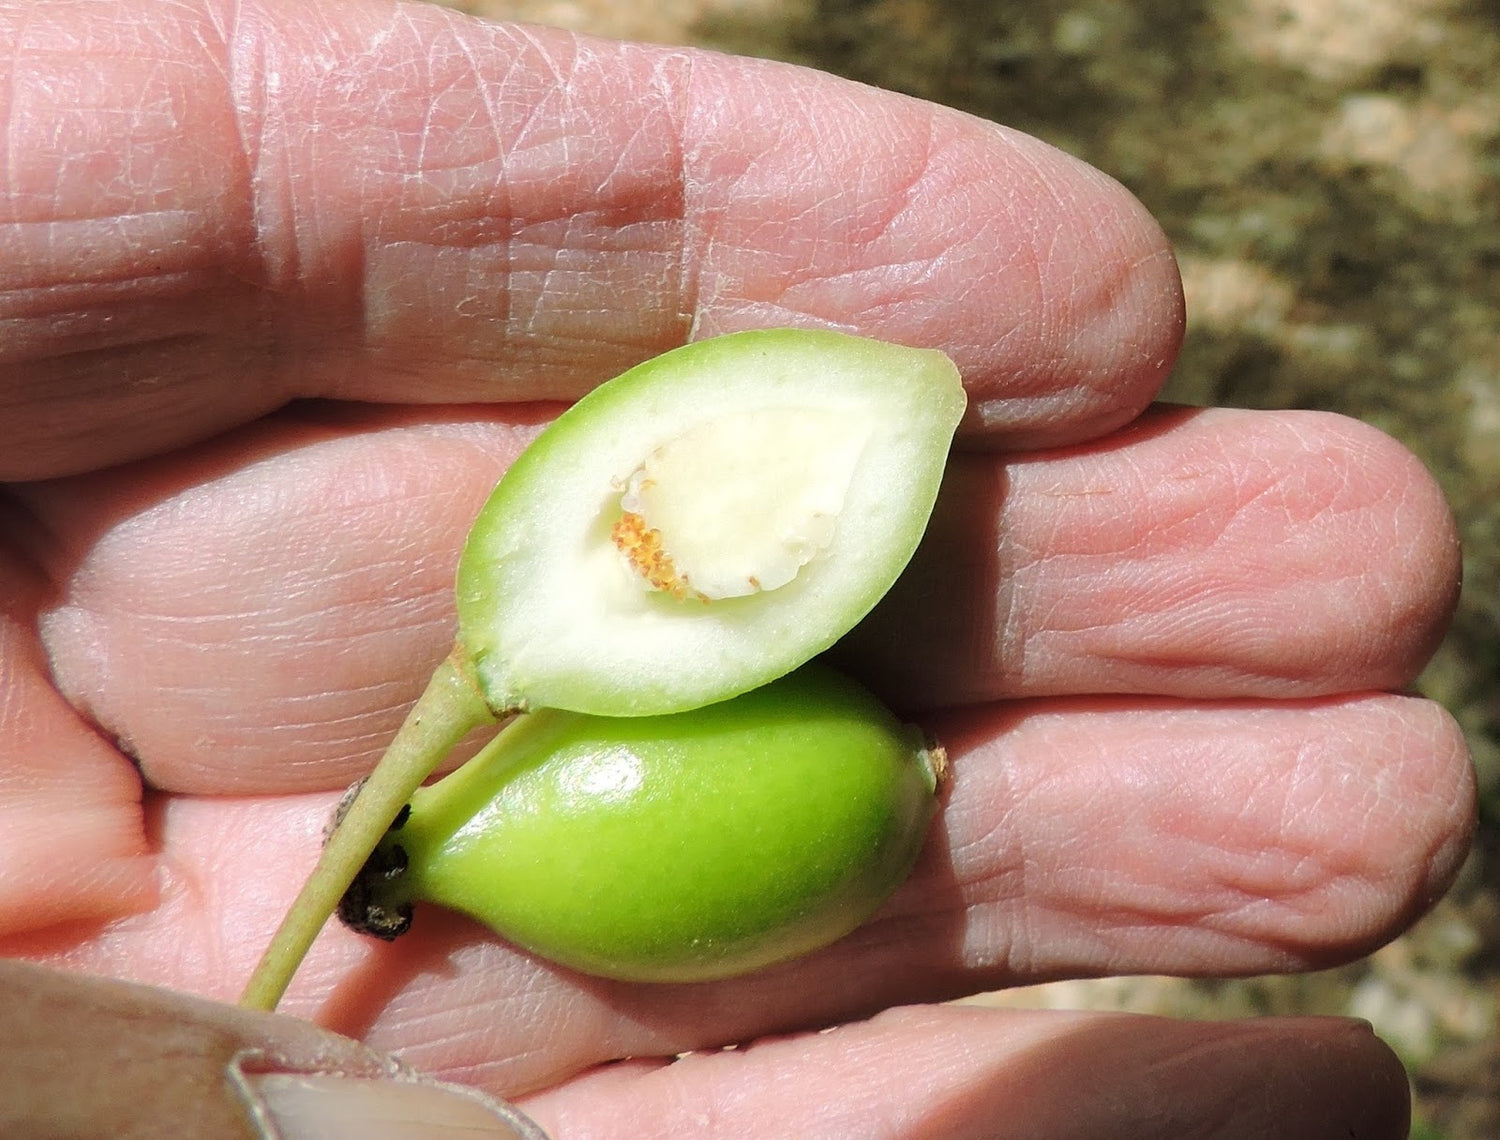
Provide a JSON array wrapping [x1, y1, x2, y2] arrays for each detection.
[[0, 1, 1473, 1137]]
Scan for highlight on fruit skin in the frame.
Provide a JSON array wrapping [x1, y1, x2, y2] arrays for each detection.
[[457, 328, 966, 719], [338, 664, 943, 983]]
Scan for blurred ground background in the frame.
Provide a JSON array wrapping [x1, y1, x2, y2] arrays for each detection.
[[427, 1, 1499, 1133]]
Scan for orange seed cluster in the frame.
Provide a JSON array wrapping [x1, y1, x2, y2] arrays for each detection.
[[611, 511, 704, 600]]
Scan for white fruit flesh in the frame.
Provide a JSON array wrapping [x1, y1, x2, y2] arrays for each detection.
[[611, 409, 871, 601]]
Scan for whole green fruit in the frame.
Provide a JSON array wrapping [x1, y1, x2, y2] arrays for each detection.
[[351, 664, 941, 982]]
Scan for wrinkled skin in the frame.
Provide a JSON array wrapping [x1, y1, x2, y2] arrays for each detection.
[[0, 1, 1473, 1136]]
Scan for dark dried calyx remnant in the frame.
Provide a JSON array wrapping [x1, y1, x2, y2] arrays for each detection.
[[334, 793, 413, 941]]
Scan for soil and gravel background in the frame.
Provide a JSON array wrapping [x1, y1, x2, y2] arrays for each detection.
[[427, 1, 1500, 1134]]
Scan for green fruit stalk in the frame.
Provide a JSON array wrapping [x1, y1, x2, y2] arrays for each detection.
[[342, 665, 941, 983], [240, 330, 964, 1011]]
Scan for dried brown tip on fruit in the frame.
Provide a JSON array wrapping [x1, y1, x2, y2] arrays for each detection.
[[924, 743, 950, 792]]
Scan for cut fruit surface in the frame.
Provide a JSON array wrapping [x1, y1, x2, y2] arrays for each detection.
[[456, 329, 966, 716]]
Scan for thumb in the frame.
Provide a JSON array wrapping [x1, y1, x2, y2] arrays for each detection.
[[0, 960, 547, 1139]]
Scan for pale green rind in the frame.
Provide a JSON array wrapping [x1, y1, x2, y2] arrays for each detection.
[[392, 664, 935, 983], [456, 329, 965, 717]]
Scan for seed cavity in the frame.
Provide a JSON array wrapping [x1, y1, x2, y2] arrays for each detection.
[[611, 508, 705, 600], [609, 408, 871, 601]]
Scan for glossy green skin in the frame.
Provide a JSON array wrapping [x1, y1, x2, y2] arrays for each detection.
[[387, 665, 937, 983], [455, 329, 966, 717]]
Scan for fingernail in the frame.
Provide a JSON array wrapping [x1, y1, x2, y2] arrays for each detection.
[[240, 1071, 551, 1140]]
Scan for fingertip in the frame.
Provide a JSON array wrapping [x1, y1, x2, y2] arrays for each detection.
[[1371, 418, 1464, 655], [1396, 696, 1478, 921], [678, 61, 1186, 446], [953, 123, 1188, 448], [1234, 1016, 1412, 1140], [1284, 410, 1463, 687]]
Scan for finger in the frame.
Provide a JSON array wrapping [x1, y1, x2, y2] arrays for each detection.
[[519, 1006, 1409, 1140], [0, 543, 154, 935], [6, 691, 1469, 1094], [0, 959, 546, 1140], [13, 403, 546, 795], [840, 403, 1460, 707], [0, 0, 1181, 479], [14, 404, 1457, 794]]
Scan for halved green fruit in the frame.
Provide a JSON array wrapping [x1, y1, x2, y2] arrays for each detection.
[[458, 329, 965, 716], [346, 665, 941, 982]]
